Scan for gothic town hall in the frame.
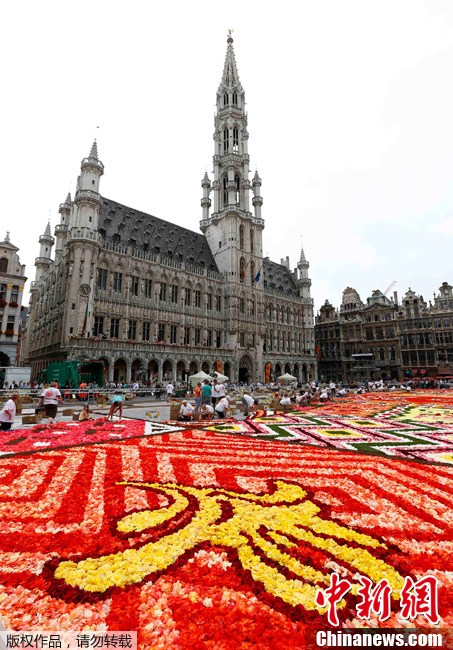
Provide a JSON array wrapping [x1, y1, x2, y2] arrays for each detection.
[[26, 36, 317, 385]]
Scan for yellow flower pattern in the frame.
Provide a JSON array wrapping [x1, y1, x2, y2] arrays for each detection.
[[55, 480, 405, 609]]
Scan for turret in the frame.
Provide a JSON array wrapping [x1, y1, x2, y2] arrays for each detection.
[[34, 221, 54, 281], [297, 244, 312, 300], [200, 172, 212, 225], [55, 192, 71, 259], [252, 170, 263, 221], [71, 140, 104, 230]]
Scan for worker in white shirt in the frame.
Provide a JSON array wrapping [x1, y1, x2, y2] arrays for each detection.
[[178, 400, 194, 422], [38, 382, 63, 424], [241, 393, 255, 416], [211, 380, 220, 407], [200, 403, 214, 419], [0, 394, 19, 431], [214, 396, 229, 419]]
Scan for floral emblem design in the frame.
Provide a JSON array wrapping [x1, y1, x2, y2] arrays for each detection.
[[55, 480, 404, 609]]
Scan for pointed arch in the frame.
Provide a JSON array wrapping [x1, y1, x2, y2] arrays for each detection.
[[239, 224, 244, 250], [233, 126, 239, 152], [239, 257, 246, 283], [223, 128, 229, 152], [234, 173, 241, 205], [223, 176, 228, 207]]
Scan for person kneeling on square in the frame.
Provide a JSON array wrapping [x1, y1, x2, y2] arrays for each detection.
[[178, 401, 194, 421], [215, 397, 229, 419]]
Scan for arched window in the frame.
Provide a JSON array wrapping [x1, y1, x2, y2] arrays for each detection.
[[250, 230, 254, 253], [390, 346, 396, 361], [379, 347, 385, 361], [233, 127, 239, 152], [223, 128, 229, 152], [250, 261, 255, 285], [267, 304, 272, 320], [223, 176, 228, 207], [223, 92, 229, 106], [239, 257, 245, 283], [232, 92, 238, 106], [239, 224, 244, 250], [234, 174, 240, 204], [0, 258, 7, 273]]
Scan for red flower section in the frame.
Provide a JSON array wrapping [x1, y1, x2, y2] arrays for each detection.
[[0, 405, 451, 646]]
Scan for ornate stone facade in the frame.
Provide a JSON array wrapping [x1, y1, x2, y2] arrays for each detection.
[[26, 37, 316, 384], [316, 282, 453, 382], [0, 233, 27, 367]]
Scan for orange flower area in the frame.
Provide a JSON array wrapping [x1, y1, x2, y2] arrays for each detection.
[[0, 428, 452, 648], [300, 390, 453, 418]]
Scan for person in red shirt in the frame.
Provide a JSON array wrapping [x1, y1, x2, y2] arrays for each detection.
[[194, 382, 202, 411]]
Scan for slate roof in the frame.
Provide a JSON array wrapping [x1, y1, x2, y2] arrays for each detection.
[[98, 198, 297, 291], [263, 258, 299, 296], [99, 198, 219, 271]]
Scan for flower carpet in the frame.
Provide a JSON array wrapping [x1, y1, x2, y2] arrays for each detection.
[[0, 419, 181, 458], [198, 392, 453, 465], [0, 393, 452, 648]]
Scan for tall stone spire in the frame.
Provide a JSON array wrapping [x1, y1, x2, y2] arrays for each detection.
[[89, 139, 98, 160], [297, 240, 312, 300], [200, 35, 266, 378], [201, 34, 264, 248], [218, 32, 244, 97], [299, 243, 307, 264]]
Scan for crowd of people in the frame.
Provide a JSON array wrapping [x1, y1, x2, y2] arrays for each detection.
[[2, 373, 453, 432], [177, 379, 233, 421]]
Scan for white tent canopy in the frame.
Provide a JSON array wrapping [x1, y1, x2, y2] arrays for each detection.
[[188, 371, 212, 386], [277, 373, 297, 382], [212, 372, 229, 384]]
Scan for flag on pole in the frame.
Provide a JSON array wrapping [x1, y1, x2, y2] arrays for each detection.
[[254, 266, 262, 283], [81, 301, 89, 336]]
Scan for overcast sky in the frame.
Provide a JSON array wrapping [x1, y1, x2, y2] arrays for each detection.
[[2, 0, 453, 311]]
